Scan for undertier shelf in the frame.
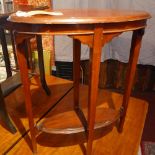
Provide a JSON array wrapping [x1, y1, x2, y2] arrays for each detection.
[[38, 107, 120, 134]]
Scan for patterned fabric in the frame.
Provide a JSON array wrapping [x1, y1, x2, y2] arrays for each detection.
[[28, 0, 52, 8], [41, 35, 55, 66]]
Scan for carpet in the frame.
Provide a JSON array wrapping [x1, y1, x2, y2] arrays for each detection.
[[141, 141, 155, 155]]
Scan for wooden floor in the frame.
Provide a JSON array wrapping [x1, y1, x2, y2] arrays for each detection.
[[0, 76, 148, 155]]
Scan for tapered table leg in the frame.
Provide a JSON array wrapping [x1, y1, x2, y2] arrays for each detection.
[[14, 33, 37, 153], [119, 29, 145, 132], [87, 25, 103, 155], [36, 35, 51, 96], [73, 38, 81, 110], [73, 38, 88, 131]]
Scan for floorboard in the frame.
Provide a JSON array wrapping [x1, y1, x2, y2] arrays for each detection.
[[6, 84, 148, 155]]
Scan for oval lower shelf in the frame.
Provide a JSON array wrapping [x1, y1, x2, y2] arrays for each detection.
[[38, 107, 120, 134]]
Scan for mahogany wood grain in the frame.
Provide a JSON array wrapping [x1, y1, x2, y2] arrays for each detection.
[[7, 9, 150, 155], [73, 38, 81, 109], [71, 33, 121, 48], [87, 25, 103, 155], [6, 20, 148, 36], [8, 85, 148, 155], [9, 9, 150, 24], [14, 32, 37, 153], [38, 107, 119, 134], [119, 29, 145, 132]]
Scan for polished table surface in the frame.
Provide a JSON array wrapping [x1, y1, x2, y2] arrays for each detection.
[[8, 9, 150, 155], [9, 9, 149, 24], [8, 9, 150, 34]]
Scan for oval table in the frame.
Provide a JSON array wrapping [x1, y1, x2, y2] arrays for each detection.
[[8, 9, 150, 155]]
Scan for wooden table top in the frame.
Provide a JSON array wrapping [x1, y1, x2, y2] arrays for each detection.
[[8, 9, 151, 24]]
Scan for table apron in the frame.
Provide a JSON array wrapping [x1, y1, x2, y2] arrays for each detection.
[[6, 19, 147, 35]]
